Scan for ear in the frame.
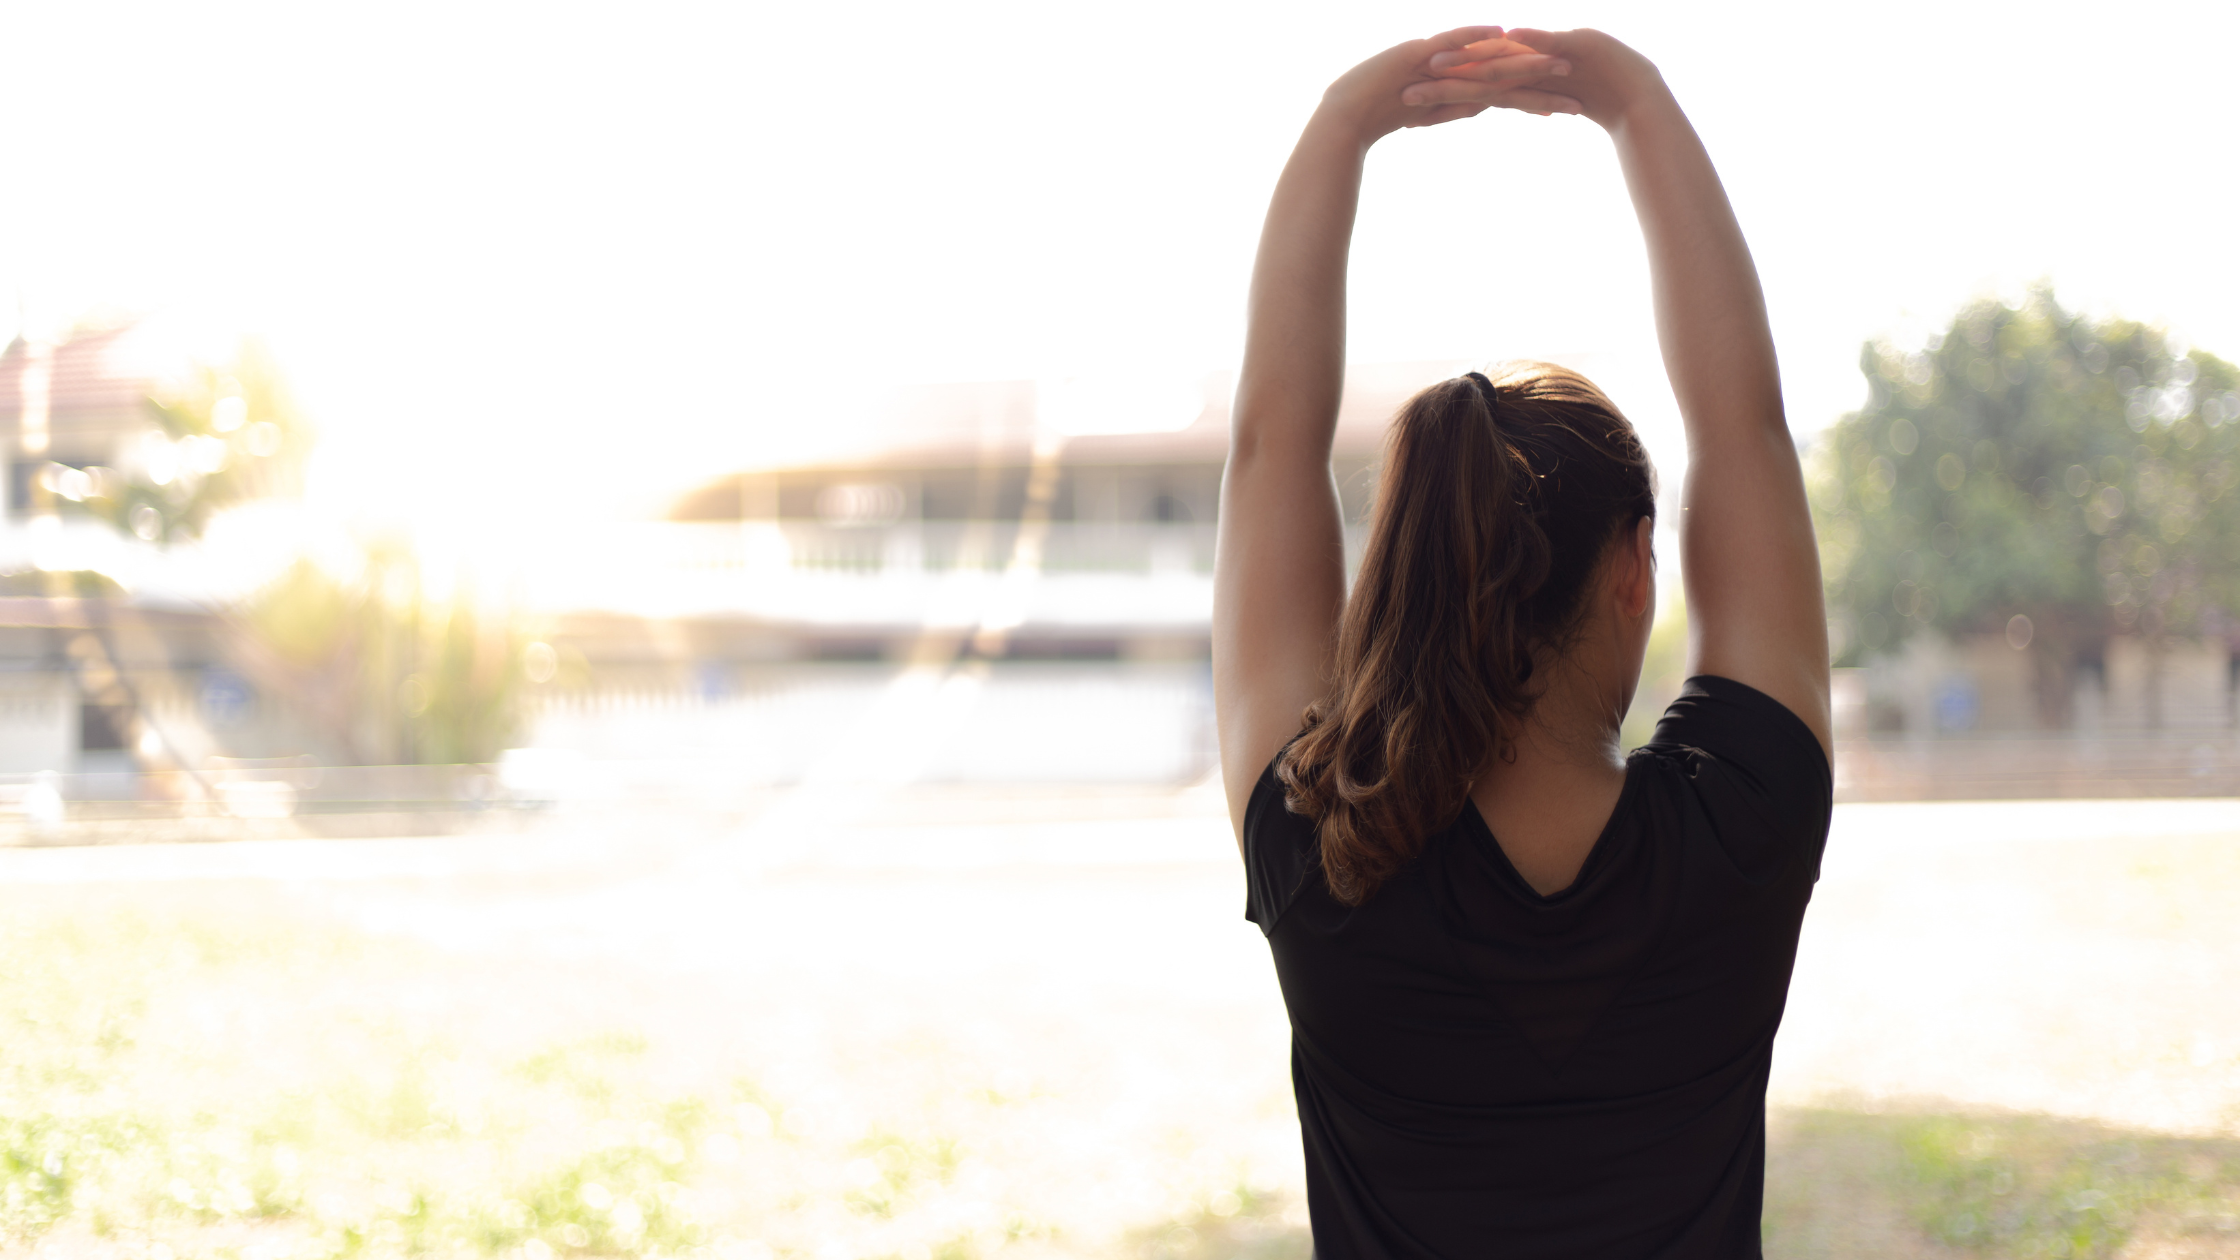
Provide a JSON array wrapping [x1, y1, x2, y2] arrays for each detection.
[[1613, 516, 1654, 620]]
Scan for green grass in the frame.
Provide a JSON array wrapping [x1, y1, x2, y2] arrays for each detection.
[[1119, 1110, 2240, 1260], [0, 898, 1297, 1260], [1766, 1109, 2240, 1258], [1116, 1178, 1299, 1260], [0, 905, 866, 1258], [3, 899, 2235, 1259]]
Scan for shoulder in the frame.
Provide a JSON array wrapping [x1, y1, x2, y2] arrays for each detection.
[[1242, 753, 1322, 935], [1634, 675, 1834, 873], [1645, 676, 1827, 767]]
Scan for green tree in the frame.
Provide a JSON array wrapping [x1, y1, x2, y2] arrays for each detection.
[[240, 544, 529, 766], [60, 338, 313, 542], [123, 340, 523, 765], [34, 328, 530, 767], [1811, 290, 2240, 726]]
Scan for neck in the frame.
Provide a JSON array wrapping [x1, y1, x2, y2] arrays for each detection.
[[1481, 670, 1627, 789], [1520, 639, 1633, 763], [1467, 650, 1635, 896]]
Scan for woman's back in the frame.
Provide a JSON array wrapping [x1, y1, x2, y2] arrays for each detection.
[[1246, 678, 1831, 1258], [1212, 24, 1835, 1258]]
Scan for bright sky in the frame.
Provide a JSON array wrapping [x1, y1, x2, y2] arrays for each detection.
[[3, 0, 2235, 537]]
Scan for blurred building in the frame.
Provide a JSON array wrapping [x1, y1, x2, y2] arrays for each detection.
[[1832, 632, 2239, 799], [643, 365, 1445, 660], [507, 360, 2237, 796], [0, 326, 301, 782], [506, 366, 1459, 787], [0, 326, 149, 519], [0, 334, 2230, 805]]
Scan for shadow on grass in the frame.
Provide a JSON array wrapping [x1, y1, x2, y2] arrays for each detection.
[[1766, 1107, 2240, 1259], [1113, 1108, 2240, 1260]]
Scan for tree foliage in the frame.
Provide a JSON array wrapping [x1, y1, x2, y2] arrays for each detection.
[[1810, 290, 2240, 724], [240, 544, 530, 766], [89, 339, 309, 543]]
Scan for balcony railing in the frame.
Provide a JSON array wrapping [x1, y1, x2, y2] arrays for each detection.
[[577, 521, 1378, 577], [722, 521, 1222, 575]]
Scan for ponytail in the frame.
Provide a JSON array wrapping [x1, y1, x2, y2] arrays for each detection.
[[1276, 364, 1654, 904]]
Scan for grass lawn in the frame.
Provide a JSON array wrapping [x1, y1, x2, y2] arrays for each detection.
[[0, 887, 1302, 1260], [3, 797, 2236, 1259]]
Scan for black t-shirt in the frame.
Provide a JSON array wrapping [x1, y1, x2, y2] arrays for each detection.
[[1243, 676, 1832, 1260]]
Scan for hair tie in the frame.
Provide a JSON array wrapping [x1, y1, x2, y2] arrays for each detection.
[[1462, 371, 1497, 412]]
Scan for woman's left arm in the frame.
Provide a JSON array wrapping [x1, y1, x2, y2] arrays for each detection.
[[1412, 29, 1832, 757], [1213, 29, 1577, 835]]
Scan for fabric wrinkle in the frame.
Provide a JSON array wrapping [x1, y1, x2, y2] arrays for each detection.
[[1242, 675, 1832, 1259]]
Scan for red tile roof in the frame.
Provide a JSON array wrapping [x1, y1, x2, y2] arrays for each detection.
[[0, 326, 158, 450]]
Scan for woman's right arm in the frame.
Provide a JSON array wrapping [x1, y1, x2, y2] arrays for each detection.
[[1414, 31, 1833, 759], [1214, 29, 1579, 835]]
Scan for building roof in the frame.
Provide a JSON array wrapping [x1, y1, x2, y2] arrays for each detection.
[[0, 325, 160, 450]]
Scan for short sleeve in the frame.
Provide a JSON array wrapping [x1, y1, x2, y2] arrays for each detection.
[[1641, 675, 1834, 880], [1242, 756, 1321, 935]]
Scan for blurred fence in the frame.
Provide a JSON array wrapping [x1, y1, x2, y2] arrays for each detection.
[[4, 649, 2232, 846], [0, 760, 518, 845], [0, 660, 1219, 846], [1834, 731, 2240, 801], [771, 521, 1218, 575], [520, 661, 1217, 786], [501, 521, 1378, 624]]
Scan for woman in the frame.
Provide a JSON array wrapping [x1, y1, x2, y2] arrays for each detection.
[[1212, 26, 1833, 1258]]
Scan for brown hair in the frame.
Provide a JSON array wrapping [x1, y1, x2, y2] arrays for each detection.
[[1275, 363, 1656, 904]]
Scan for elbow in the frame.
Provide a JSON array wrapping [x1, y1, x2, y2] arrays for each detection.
[[1227, 390, 1338, 469], [1227, 421, 1274, 469]]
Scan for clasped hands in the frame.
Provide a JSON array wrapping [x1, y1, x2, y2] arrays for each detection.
[[1319, 26, 1662, 143]]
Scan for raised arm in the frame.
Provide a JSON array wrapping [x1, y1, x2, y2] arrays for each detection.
[[1214, 29, 1579, 833], [1414, 30, 1833, 759]]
